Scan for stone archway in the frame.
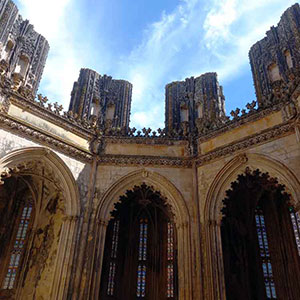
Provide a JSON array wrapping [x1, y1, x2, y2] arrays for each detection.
[[0, 147, 80, 300], [91, 169, 192, 300], [203, 153, 300, 300]]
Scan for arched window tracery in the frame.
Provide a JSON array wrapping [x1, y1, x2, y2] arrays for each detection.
[[100, 183, 178, 300], [289, 207, 300, 255], [0, 176, 35, 298], [221, 169, 300, 300]]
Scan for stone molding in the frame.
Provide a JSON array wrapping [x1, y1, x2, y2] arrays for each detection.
[[196, 122, 294, 166], [0, 114, 93, 162], [0, 147, 81, 216], [10, 91, 93, 139], [197, 101, 287, 143], [104, 135, 188, 145], [0, 108, 296, 168], [97, 154, 193, 168]]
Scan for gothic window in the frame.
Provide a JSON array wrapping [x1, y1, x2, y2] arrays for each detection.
[[180, 103, 189, 122], [255, 207, 276, 299], [0, 177, 35, 298], [106, 103, 115, 121], [167, 222, 175, 298], [106, 220, 119, 296], [268, 63, 280, 82], [2, 203, 33, 290], [100, 184, 178, 300], [15, 55, 29, 78], [284, 50, 293, 69], [221, 169, 300, 300], [1, 40, 14, 61], [289, 208, 300, 255], [90, 98, 100, 116], [196, 103, 203, 119]]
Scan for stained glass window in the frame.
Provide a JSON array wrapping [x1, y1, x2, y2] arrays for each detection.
[[255, 207, 277, 299], [167, 222, 174, 298], [2, 204, 33, 290], [106, 220, 119, 296], [289, 208, 300, 256], [138, 219, 148, 261], [111, 220, 119, 259], [136, 264, 146, 297], [107, 262, 116, 296], [137, 219, 148, 297]]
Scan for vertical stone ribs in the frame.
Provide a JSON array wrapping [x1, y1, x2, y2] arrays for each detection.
[[249, 3, 300, 107], [0, 0, 49, 95], [165, 72, 225, 134], [69, 68, 132, 131]]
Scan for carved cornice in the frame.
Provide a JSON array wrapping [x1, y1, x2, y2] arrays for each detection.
[[9, 91, 94, 139], [0, 114, 93, 162], [197, 101, 287, 143], [104, 136, 188, 146], [196, 122, 294, 166], [0, 110, 295, 167], [97, 154, 193, 168]]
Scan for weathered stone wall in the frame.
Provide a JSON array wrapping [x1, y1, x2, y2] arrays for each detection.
[[197, 129, 300, 299], [0, 0, 49, 94], [165, 73, 226, 133], [69, 69, 132, 130], [249, 3, 300, 106]]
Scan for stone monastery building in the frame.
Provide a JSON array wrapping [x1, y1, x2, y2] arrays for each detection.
[[0, 1, 300, 299]]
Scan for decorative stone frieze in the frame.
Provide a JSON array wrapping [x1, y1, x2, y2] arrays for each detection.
[[0, 114, 93, 162], [97, 154, 193, 168]]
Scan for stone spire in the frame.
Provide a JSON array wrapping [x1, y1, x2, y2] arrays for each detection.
[[249, 3, 300, 107], [0, 0, 49, 95], [165, 72, 226, 134], [69, 68, 132, 131]]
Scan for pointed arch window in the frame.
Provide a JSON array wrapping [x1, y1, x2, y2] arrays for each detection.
[[136, 218, 148, 297], [100, 184, 178, 300], [167, 222, 175, 298], [255, 207, 276, 299], [106, 219, 119, 296], [0, 177, 35, 298], [221, 170, 300, 300], [290, 208, 300, 255], [2, 203, 33, 290]]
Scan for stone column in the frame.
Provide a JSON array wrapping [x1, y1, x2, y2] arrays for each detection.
[[205, 219, 226, 300], [50, 215, 80, 300], [90, 218, 108, 299], [176, 221, 193, 300]]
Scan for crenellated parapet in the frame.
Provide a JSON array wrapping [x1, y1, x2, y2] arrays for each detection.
[[249, 3, 300, 108], [0, 0, 49, 96], [69, 68, 132, 132], [165, 72, 226, 135]]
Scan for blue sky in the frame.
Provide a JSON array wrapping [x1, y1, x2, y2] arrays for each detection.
[[15, 0, 297, 129]]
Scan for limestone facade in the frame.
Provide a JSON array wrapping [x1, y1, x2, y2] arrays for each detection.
[[0, 1, 299, 299]]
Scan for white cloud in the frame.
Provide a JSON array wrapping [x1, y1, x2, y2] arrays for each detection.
[[202, 0, 297, 82]]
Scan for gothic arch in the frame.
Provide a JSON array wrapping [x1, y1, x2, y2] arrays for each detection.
[[97, 169, 190, 225], [0, 147, 80, 216], [205, 153, 300, 224], [0, 147, 80, 299], [204, 153, 300, 300], [92, 169, 192, 300]]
